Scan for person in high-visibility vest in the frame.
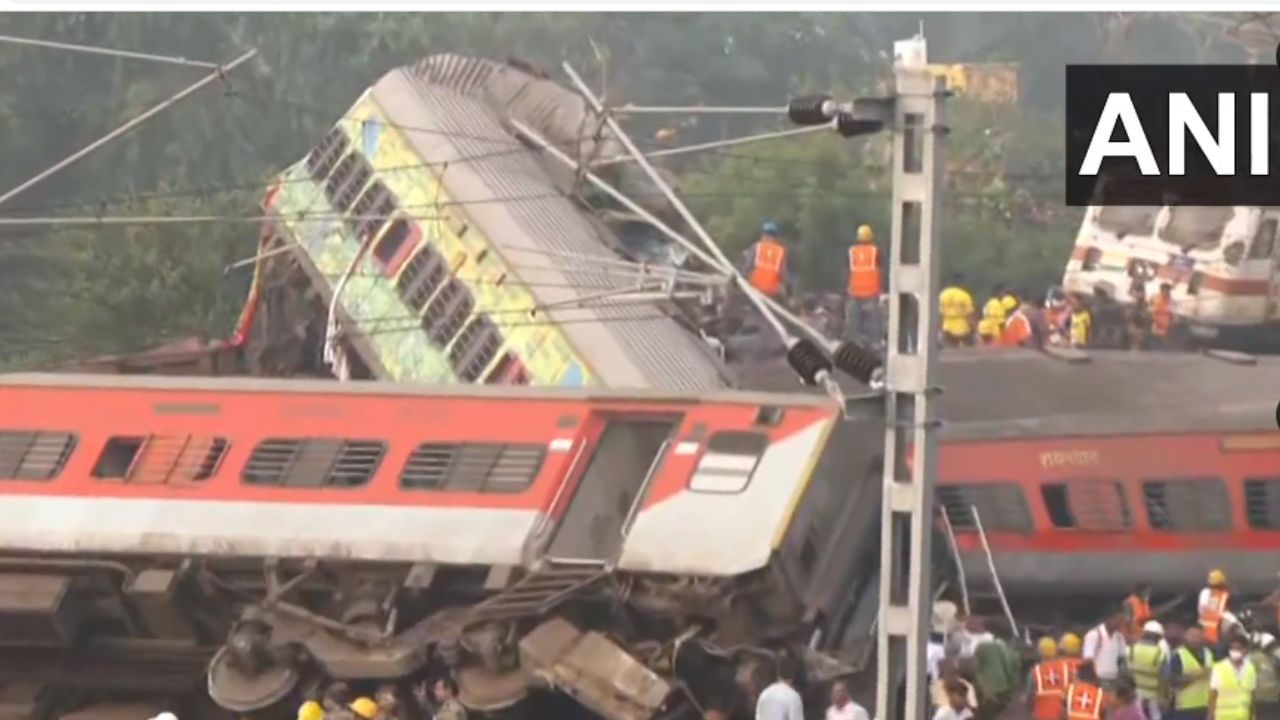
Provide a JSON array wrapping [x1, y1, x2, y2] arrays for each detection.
[[939, 275, 976, 348], [844, 224, 884, 348], [1170, 625, 1215, 720], [1150, 282, 1174, 350], [978, 285, 1008, 345], [1201, 569, 1231, 652], [1069, 293, 1093, 349], [1124, 584, 1154, 642], [1060, 633, 1084, 680], [743, 221, 791, 300], [1248, 634, 1280, 719], [1209, 635, 1257, 720], [1128, 620, 1167, 720], [1027, 637, 1068, 720], [1064, 661, 1109, 720]]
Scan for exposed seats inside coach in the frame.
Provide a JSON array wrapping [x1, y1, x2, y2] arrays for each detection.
[[546, 417, 678, 563]]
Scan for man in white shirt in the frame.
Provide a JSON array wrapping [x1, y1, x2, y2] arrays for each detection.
[[1083, 612, 1129, 691], [757, 657, 805, 720], [825, 680, 870, 720]]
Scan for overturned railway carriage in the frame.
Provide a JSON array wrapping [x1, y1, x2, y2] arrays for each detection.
[[0, 373, 884, 717]]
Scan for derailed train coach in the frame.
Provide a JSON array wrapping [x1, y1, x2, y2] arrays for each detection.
[[0, 373, 885, 718]]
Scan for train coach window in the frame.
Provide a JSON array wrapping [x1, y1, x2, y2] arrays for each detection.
[[936, 483, 1033, 534], [243, 438, 385, 488], [0, 431, 77, 481], [1245, 478, 1280, 529], [1041, 480, 1131, 531], [400, 443, 545, 493], [94, 435, 229, 484], [689, 432, 768, 494], [1143, 478, 1232, 532]]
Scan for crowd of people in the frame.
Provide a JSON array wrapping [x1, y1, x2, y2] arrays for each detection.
[[738, 569, 1279, 720], [290, 677, 467, 720], [736, 219, 1179, 355]]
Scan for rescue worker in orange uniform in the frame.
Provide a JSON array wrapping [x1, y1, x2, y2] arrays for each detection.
[[1149, 282, 1174, 350], [1064, 661, 1109, 720], [1059, 633, 1085, 683], [1028, 637, 1070, 720], [844, 224, 884, 347], [1124, 583, 1154, 642], [1199, 569, 1230, 656], [1001, 294, 1043, 348], [743, 221, 791, 301]]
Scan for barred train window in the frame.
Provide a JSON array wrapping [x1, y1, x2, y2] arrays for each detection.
[[305, 128, 349, 182], [1245, 477, 1280, 529], [936, 483, 1033, 534], [1143, 477, 1231, 532], [0, 431, 77, 481], [401, 443, 545, 493], [397, 246, 448, 314], [243, 438, 385, 488], [449, 315, 502, 383], [424, 281, 474, 347], [92, 435, 228, 484], [1040, 479, 1131, 531], [351, 181, 392, 238], [333, 157, 373, 213], [323, 153, 360, 205], [689, 432, 768, 494]]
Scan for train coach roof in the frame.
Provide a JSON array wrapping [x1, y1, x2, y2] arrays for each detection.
[[363, 54, 731, 392], [735, 348, 1280, 440]]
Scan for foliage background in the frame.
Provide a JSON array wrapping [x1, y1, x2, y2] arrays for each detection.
[[0, 12, 1244, 367]]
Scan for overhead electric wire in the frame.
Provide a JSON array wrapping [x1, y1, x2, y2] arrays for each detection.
[[0, 33, 225, 70]]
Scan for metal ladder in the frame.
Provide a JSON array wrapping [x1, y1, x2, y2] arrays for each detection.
[[466, 563, 608, 624]]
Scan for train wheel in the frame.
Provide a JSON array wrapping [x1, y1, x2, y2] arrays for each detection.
[[207, 645, 301, 713]]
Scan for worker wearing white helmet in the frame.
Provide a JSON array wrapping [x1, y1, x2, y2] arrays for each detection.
[[1128, 620, 1168, 720]]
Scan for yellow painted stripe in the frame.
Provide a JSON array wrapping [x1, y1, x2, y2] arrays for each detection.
[[771, 413, 840, 550]]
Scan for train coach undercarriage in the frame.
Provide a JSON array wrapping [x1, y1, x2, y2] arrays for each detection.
[[0, 554, 856, 720]]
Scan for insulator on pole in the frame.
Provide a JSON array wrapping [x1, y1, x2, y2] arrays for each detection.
[[787, 95, 836, 126], [833, 341, 883, 385], [836, 112, 885, 138], [786, 338, 834, 386]]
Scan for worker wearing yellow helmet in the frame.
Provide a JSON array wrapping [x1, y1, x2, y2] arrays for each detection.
[[348, 697, 378, 720], [1200, 569, 1230, 648], [297, 701, 324, 720], [844, 224, 884, 348], [1028, 637, 1066, 720], [939, 273, 976, 347], [978, 283, 1009, 345]]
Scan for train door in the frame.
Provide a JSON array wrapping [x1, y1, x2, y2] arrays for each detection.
[[545, 415, 677, 563]]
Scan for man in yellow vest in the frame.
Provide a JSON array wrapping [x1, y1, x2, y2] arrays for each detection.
[[844, 224, 883, 347], [1128, 620, 1167, 720], [1170, 625, 1215, 720], [977, 284, 1008, 345], [938, 274, 976, 348], [743, 221, 791, 301], [1209, 635, 1256, 720]]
